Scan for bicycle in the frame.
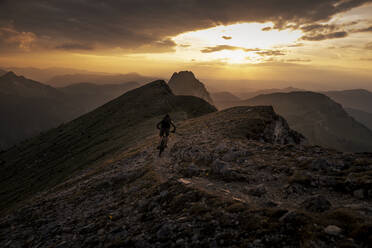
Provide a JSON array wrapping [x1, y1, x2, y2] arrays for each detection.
[[157, 130, 175, 157]]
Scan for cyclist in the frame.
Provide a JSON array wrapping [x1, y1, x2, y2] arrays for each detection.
[[156, 114, 176, 149]]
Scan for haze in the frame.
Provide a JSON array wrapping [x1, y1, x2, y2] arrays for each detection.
[[1, 0, 372, 91]]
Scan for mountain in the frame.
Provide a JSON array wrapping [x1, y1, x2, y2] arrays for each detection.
[[237, 86, 304, 100], [243, 91, 372, 152], [48, 72, 155, 87], [0, 80, 216, 212], [5, 67, 94, 83], [0, 71, 62, 98], [0, 69, 6, 76], [0, 72, 81, 149], [168, 71, 214, 105], [59, 82, 140, 113], [345, 108, 372, 131], [1, 105, 371, 247], [324, 89, 372, 114], [211, 91, 242, 110]]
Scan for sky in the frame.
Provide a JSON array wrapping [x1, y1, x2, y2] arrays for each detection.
[[0, 0, 372, 91]]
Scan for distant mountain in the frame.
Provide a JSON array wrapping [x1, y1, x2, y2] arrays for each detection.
[[168, 71, 214, 105], [345, 107, 372, 131], [59, 82, 140, 112], [324, 89, 372, 114], [237, 87, 304, 100], [0, 71, 62, 98], [0, 69, 6, 76], [0, 72, 81, 150], [5, 67, 93, 83], [243, 91, 372, 152], [48, 72, 155, 87], [211, 91, 241, 110], [0, 80, 216, 212]]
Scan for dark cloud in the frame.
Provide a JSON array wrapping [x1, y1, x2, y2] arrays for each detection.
[[55, 43, 94, 51], [286, 58, 312, 62], [300, 23, 337, 32], [262, 27, 272, 31], [0, 0, 371, 53], [222, 36, 232, 40], [256, 50, 286, 56], [360, 58, 372, 61], [201, 45, 259, 53], [287, 43, 304, 47], [301, 31, 348, 41]]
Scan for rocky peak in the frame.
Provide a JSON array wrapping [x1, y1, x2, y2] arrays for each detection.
[[168, 71, 214, 105], [1, 71, 18, 79]]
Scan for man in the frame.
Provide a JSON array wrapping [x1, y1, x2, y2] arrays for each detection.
[[156, 114, 176, 148]]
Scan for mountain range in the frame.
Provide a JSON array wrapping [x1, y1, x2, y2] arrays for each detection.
[[243, 91, 372, 152], [48, 72, 155, 87], [0, 84, 371, 247], [0, 80, 216, 213], [0, 72, 142, 149]]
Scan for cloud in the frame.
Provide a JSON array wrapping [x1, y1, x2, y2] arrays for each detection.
[[262, 27, 272, 31], [256, 50, 286, 56], [365, 42, 372, 50], [55, 43, 94, 51], [301, 31, 348, 41], [222, 36, 232, 40], [0, 26, 37, 51], [0, 0, 371, 53], [353, 25, 372, 32], [360, 58, 372, 61], [201, 45, 259, 53], [286, 58, 312, 62]]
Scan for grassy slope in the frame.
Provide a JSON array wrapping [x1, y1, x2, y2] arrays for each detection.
[[244, 92, 372, 152], [0, 80, 216, 213]]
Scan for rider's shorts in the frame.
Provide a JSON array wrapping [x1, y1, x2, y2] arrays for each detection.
[[160, 128, 170, 137]]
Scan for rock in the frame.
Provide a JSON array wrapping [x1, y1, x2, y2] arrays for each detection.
[[156, 224, 172, 241], [180, 162, 200, 177], [301, 195, 331, 213], [210, 159, 245, 181], [246, 184, 267, 197], [353, 189, 365, 199], [324, 225, 342, 236]]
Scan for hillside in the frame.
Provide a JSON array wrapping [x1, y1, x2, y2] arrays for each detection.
[[346, 108, 372, 131], [59, 82, 140, 113], [1, 106, 371, 247], [324, 89, 372, 114], [168, 71, 214, 105], [243, 91, 372, 152], [0, 72, 81, 149], [211, 91, 241, 110], [237, 87, 304, 100], [48, 72, 155, 87], [0, 80, 216, 213], [0, 69, 6, 76]]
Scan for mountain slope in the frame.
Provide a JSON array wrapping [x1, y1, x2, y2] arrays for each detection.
[[0, 69, 6, 76], [168, 71, 214, 105], [0, 80, 216, 212], [346, 107, 372, 131], [237, 87, 305, 100], [59, 82, 140, 112], [1, 106, 371, 247], [0, 72, 81, 149], [243, 91, 372, 152], [324, 89, 372, 114], [48, 72, 155, 87], [211, 91, 241, 110]]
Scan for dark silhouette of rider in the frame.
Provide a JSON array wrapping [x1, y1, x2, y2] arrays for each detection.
[[156, 114, 176, 147]]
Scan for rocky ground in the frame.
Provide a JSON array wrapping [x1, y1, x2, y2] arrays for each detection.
[[0, 106, 371, 248]]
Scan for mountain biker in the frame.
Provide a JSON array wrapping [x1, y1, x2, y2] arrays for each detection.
[[156, 114, 176, 148]]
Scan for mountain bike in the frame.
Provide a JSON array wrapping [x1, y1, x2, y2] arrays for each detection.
[[158, 134, 168, 157]]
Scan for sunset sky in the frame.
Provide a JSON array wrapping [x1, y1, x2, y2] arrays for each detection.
[[0, 0, 372, 90]]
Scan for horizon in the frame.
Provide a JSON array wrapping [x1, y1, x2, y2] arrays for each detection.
[[1, 1, 371, 91]]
